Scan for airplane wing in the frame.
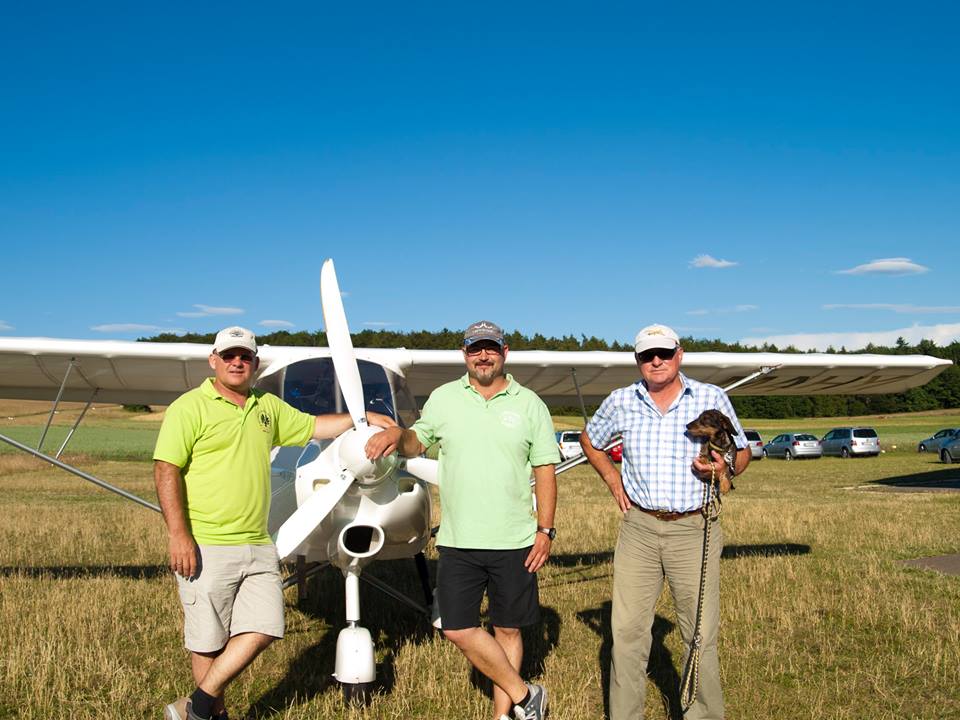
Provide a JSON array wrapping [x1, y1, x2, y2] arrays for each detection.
[[0, 337, 951, 407]]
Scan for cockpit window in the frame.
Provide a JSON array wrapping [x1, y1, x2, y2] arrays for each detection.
[[282, 358, 396, 420]]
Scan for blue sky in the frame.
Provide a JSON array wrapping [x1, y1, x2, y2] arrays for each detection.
[[2, 2, 958, 351]]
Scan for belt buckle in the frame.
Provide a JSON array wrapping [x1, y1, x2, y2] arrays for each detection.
[[654, 509, 671, 520]]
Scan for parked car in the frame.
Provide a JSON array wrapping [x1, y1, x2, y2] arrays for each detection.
[[556, 430, 583, 461], [918, 428, 960, 453], [607, 434, 623, 463], [744, 429, 764, 459], [820, 427, 880, 457], [763, 433, 822, 460], [939, 435, 960, 463]]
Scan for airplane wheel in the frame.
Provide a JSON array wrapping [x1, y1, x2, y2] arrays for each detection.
[[840, 447, 850, 459], [342, 681, 374, 706]]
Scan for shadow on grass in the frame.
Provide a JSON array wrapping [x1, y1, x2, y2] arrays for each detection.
[[577, 602, 682, 720], [721, 543, 810, 559], [249, 556, 437, 716], [869, 465, 960, 490], [468, 606, 562, 700], [0, 564, 167, 579]]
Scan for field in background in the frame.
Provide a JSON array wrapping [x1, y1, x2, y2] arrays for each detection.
[[1, 403, 959, 719]]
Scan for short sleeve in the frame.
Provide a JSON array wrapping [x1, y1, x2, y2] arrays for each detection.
[[585, 391, 621, 449], [411, 393, 439, 449], [268, 395, 316, 447], [715, 390, 748, 449], [153, 398, 199, 467], [528, 397, 561, 466]]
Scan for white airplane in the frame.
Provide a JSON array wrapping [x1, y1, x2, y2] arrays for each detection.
[[0, 259, 952, 698]]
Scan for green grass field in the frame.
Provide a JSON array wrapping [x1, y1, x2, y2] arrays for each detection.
[[1, 406, 959, 719]]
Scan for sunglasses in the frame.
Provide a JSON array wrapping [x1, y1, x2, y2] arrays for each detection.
[[464, 344, 503, 357], [638, 347, 678, 363], [218, 351, 255, 363]]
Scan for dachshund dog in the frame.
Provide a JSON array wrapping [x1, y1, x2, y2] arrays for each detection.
[[686, 409, 738, 494]]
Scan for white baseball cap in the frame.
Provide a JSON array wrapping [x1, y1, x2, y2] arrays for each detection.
[[213, 326, 258, 355], [634, 324, 680, 354]]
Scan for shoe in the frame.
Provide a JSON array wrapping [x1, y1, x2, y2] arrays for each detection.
[[513, 683, 548, 720], [164, 697, 204, 720]]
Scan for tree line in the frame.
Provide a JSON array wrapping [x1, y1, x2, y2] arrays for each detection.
[[146, 330, 960, 419]]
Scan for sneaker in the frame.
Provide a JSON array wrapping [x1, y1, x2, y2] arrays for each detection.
[[513, 683, 548, 720], [164, 697, 204, 720], [500, 715, 512, 720]]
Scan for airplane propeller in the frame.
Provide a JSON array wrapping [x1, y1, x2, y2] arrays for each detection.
[[275, 259, 436, 560]]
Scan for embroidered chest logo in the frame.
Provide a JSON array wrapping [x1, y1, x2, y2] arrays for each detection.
[[499, 410, 521, 429], [259, 412, 272, 433]]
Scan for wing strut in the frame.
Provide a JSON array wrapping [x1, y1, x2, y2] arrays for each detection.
[[55, 388, 98, 459], [570, 367, 589, 427], [38, 358, 77, 453], [0, 431, 161, 513], [721, 365, 782, 393]]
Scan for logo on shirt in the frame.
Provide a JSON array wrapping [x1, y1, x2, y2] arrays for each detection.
[[499, 410, 521, 429], [259, 412, 272, 433]]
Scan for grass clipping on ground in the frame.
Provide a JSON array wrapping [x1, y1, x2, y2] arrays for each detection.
[[1, 412, 959, 719]]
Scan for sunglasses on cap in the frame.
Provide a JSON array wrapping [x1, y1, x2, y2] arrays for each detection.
[[218, 350, 256, 363], [637, 347, 678, 363]]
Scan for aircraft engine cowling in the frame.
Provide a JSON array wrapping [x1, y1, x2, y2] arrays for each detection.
[[328, 522, 385, 570]]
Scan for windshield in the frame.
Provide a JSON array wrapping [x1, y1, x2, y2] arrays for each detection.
[[282, 358, 396, 420]]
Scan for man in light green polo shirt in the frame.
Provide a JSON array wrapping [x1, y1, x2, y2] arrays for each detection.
[[365, 320, 559, 720], [156, 326, 395, 720]]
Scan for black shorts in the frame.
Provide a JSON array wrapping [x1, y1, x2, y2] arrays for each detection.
[[436, 545, 540, 631]]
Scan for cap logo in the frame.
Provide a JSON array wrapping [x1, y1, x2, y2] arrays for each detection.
[[230, 329, 244, 337], [474, 322, 496, 330], [648, 328, 665, 336]]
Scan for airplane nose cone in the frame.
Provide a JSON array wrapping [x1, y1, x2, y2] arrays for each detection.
[[339, 426, 398, 485]]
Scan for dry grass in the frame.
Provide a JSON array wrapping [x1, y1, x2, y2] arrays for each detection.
[[1, 411, 959, 719]]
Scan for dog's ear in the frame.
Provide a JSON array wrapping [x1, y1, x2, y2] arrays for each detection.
[[721, 413, 736, 436]]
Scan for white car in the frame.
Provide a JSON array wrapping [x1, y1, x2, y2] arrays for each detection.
[[555, 430, 583, 461]]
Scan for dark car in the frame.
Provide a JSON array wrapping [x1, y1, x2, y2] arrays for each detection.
[[918, 428, 960, 453]]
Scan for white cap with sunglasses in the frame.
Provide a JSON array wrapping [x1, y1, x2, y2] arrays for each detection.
[[213, 326, 258, 356], [634, 324, 680, 354]]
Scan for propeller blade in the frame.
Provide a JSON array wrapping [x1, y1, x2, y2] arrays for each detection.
[[321, 258, 367, 429], [275, 472, 353, 559], [404, 457, 439, 485]]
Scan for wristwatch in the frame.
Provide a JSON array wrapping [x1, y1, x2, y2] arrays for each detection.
[[537, 526, 556, 541]]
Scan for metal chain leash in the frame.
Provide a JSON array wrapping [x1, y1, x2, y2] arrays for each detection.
[[679, 462, 723, 713]]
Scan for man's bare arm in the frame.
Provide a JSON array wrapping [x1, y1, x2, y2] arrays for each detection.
[[154, 460, 198, 579], [364, 426, 426, 459], [580, 429, 630, 513], [312, 411, 398, 440], [525, 464, 557, 572]]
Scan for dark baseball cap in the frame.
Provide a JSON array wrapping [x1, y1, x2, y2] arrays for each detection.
[[463, 320, 505, 348]]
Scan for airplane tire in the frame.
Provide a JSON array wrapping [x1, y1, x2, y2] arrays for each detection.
[[342, 681, 374, 706]]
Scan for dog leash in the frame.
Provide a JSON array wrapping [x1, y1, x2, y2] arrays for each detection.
[[679, 463, 722, 713]]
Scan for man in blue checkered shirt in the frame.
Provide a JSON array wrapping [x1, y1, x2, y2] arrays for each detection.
[[580, 324, 751, 720]]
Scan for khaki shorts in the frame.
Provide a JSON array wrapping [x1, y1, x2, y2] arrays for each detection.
[[176, 544, 284, 653]]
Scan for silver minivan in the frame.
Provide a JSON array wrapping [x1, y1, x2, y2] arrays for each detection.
[[821, 427, 880, 457], [744, 429, 764, 459], [555, 430, 583, 461], [763, 433, 822, 460]]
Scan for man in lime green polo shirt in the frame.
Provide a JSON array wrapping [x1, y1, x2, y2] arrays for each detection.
[[365, 320, 559, 720], [156, 326, 395, 720]]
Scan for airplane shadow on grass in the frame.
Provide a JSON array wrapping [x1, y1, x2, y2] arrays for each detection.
[[249, 555, 561, 717], [0, 564, 167, 579], [868, 464, 960, 491]]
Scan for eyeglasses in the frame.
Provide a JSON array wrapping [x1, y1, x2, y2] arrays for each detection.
[[218, 351, 255, 363], [638, 347, 678, 363], [464, 344, 503, 357]]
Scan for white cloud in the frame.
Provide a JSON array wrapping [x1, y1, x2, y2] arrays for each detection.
[[259, 319, 295, 328], [686, 304, 757, 316], [742, 322, 960, 351], [176, 304, 244, 318], [823, 303, 960, 313], [836, 257, 929, 276], [91, 323, 182, 333], [0, 320, 13, 331], [690, 254, 738, 269], [363, 321, 398, 328]]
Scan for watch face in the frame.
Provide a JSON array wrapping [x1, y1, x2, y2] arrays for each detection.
[[540, 527, 556, 540]]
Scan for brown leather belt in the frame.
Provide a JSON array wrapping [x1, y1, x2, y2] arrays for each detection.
[[632, 503, 702, 521]]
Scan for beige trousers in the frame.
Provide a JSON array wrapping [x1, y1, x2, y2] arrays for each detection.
[[609, 507, 724, 720]]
